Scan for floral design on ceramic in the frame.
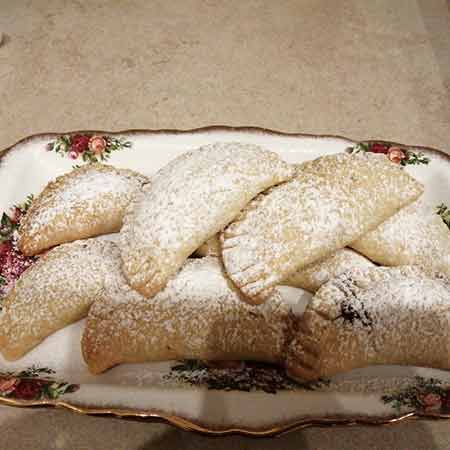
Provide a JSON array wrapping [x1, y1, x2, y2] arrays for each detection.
[[437, 204, 450, 230], [348, 142, 430, 166], [0, 366, 79, 401], [0, 195, 36, 302], [165, 360, 329, 394], [46, 134, 132, 162], [382, 377, 450, 413]]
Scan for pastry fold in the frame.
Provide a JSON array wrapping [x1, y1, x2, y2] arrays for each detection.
[[221, 152, 423, 304], [286, 266, 450, 381], [82, 257, 297, 374], [119, 143, 295, 299], [18, 164, 148, 256]]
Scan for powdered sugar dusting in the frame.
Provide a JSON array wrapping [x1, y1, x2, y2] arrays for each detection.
[[0, 238, 121, 359], [352, 200, 450, 277], [222, 152, 424, 303], [1, 129, 449, 428], [284, 248, 374, 292], [84, 257, 298, 373], [288, 266, 450, 379], [119, 142, 295, 298], [19, 164, 148, 254]]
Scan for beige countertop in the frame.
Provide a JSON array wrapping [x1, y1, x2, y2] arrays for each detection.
[[1, 0, 450, 448]]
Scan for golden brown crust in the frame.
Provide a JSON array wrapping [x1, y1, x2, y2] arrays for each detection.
[[0, 239, 121, 360], [284, 248, 375, 292], [221, 153, 424, 305], [118, 143, 295, 299], [351, 200, 450, 277], [286, 266, 450, 381], [82, 257, 297, 374], [18, 164, 148, 256]]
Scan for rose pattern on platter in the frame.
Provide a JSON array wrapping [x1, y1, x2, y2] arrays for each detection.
[[347, 141, 430, 166], [382, 377, 450, 413], [421, 392, 442, 411], [0, 378, 19, 395], [166, 360, 329, 393], [0, 195, 36, 303], [88, 136, 107, 155], [386, 146, 407, 164], [0, 139, 447, 411], [46, 133, 132, 163], [0, 366, 79, 401]]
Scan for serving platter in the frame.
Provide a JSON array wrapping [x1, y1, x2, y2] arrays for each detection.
[[1, 126, 450, 436]]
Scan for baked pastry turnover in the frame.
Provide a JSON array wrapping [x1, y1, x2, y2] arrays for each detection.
[[351, 200, 450, 277], [286, 266, 450, 381], [0, 239, 120, 361], [82, 257, 297, 374], [18, 164, 148, 256], [221, 152, 423, 304], [283, 248, 374, 292], [119, 142, 295, 299]]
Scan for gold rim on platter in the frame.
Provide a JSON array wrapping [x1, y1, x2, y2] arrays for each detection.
[[1, 125, 449, 436], [2, 395, 450, 436], [0, 125, 448, 161]]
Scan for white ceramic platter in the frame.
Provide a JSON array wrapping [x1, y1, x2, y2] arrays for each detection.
[[1, 127, 450, 436]]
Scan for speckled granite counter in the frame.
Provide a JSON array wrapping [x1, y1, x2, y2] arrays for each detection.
[[1, 0, 450, 448]]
